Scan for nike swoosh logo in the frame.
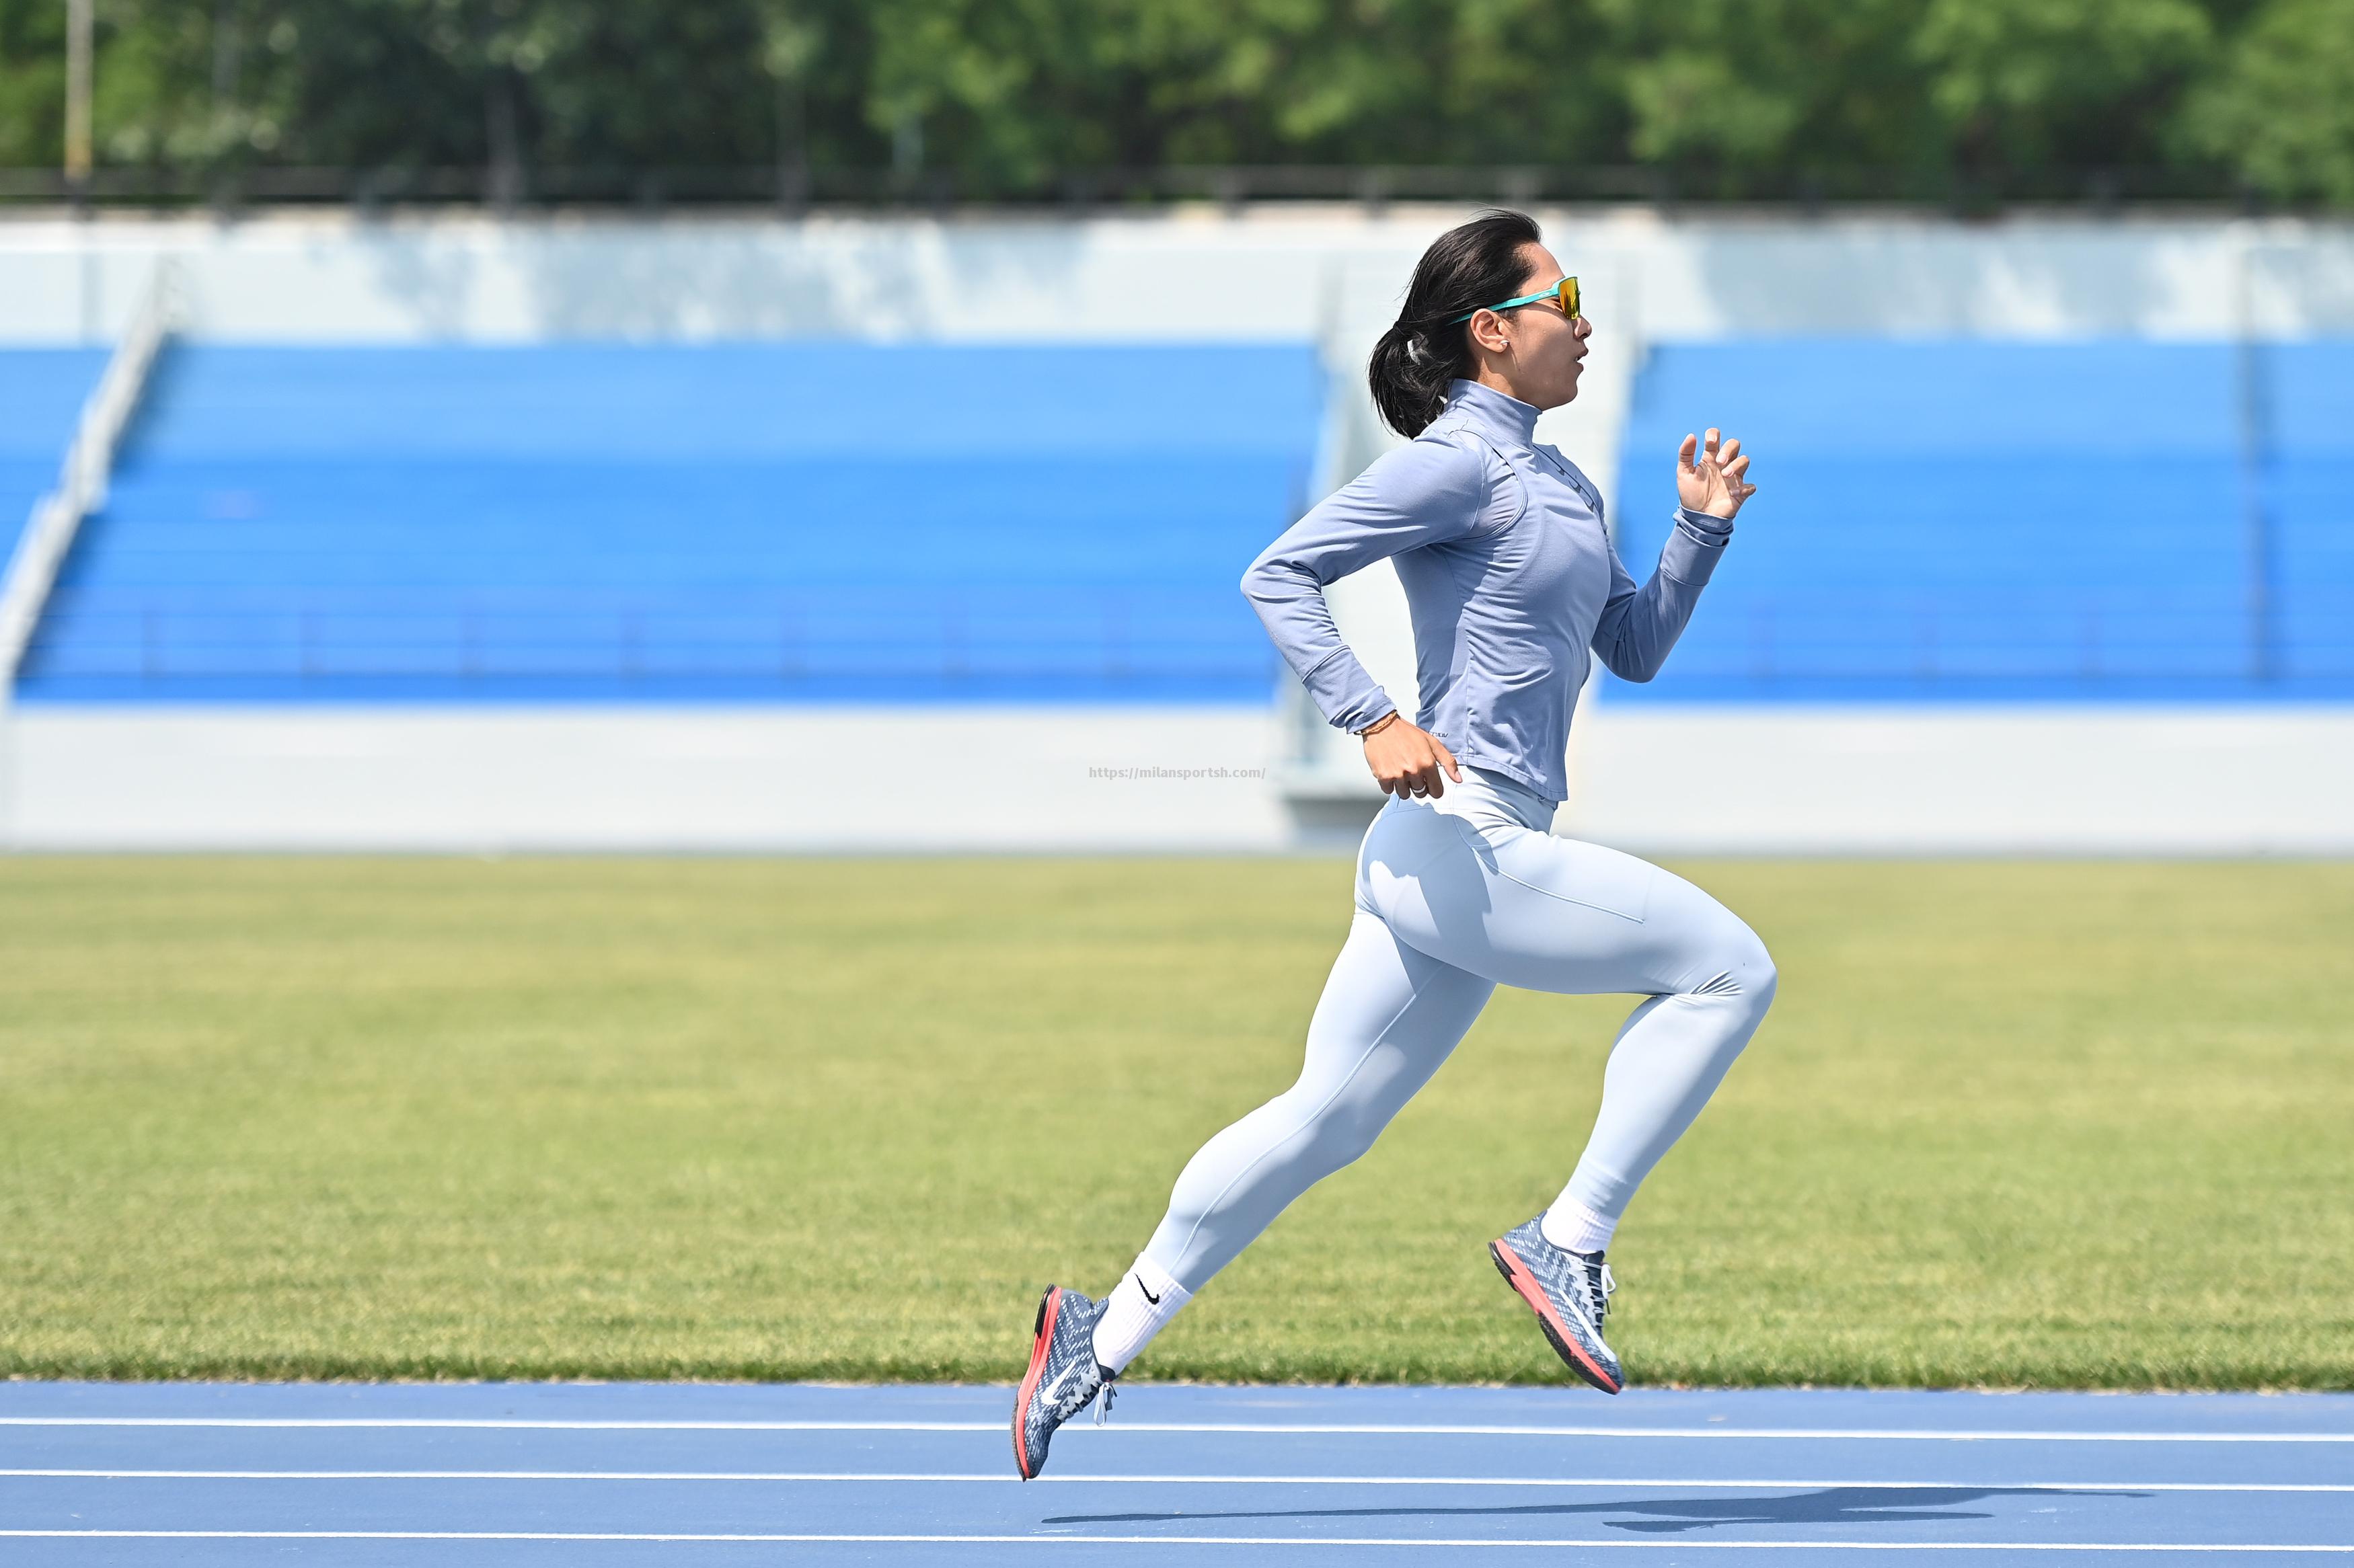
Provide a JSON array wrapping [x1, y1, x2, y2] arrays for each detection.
[[1038, 1364, 1081, 1407], [1137, 1275, 1162, 1306]]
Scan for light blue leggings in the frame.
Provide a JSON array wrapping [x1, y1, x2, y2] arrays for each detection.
[[1141, 768, 1777, 1291]]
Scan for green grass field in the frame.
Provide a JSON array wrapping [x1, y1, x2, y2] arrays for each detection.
[[1, 856, 2347, 1390]]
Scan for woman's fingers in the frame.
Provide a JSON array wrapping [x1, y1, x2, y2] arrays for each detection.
[[1684, 432, 1751, 471], [1365, 720, 1465, 799], [1416, 729, 1455, 794], [1724, 453, 1751, 481]]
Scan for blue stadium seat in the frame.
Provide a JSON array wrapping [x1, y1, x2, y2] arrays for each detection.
[[18, 344, 1324, 702], [27, 337, 2346, 707], [1611, 340, 2354, 700], [2267, 343, 2354, 686], [0, 348, 109, 568]]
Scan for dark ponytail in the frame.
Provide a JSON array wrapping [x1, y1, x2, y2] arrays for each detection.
[[1367, 208, 1544, 438]]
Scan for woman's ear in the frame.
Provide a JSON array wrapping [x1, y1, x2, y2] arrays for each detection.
[[1465, 308, 1512, 356]]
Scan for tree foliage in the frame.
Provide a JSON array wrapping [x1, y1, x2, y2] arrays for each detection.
[[2184, 0, 2354, 205], [0, 0, 2342, 204]]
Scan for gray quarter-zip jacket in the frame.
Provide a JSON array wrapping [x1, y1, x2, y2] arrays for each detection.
[[1241, 379, 1735, 805]]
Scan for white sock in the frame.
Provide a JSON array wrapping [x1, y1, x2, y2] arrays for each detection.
[[1090, 1254, 1192, 1374], [1540, 1193, 1616, 1255]]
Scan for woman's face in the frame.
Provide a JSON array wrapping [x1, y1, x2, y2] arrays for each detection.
[[1470, 242, 1591, 409]]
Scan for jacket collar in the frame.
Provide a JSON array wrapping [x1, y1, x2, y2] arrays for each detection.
[[1442, 379, 1541, 446]]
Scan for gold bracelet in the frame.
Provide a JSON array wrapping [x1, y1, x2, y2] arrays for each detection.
[[1358, 712, 1400, 740]]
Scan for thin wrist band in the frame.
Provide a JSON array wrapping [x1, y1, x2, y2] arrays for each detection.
[[1357, 713, 1399, 739]]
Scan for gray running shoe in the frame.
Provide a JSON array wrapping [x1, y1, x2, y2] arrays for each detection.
[[1011, 1285, 1116, 1479], [1489, 1216, 1623, 1394]]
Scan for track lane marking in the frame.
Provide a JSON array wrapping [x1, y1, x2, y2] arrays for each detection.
[[3, 1418, 2349, 1442], [1, 1531, 2349, 1550], [1, 1469, 2347, 1493]]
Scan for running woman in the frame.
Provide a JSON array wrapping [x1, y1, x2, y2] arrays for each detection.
[[1015, 210, 1770, 1479]]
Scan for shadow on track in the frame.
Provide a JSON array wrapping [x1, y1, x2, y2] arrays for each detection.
[[1043, 1485, 2149, 1534]]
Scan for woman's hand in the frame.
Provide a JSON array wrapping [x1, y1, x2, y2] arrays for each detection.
[[1361, 713, 1462, 799], [1676, 427, 1756, 519]]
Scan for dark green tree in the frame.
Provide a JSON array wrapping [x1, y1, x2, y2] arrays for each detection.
[[2184, 0, 2354, 204], [1915, 0, 2213, 189], [0, 0, 2342, 207]]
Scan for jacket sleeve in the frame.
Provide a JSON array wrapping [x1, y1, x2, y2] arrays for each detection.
[[1240, 434, 1494, 733], [1589, 506, 1735, 682]]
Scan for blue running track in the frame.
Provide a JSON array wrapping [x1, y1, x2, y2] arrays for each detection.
[[4, 1382, 2350, 1563]]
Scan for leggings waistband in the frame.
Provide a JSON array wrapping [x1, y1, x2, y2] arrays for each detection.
[[1429, 765, 1556, 833]]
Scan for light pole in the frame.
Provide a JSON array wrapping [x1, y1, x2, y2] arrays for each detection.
[[64, 0, 93, 194]]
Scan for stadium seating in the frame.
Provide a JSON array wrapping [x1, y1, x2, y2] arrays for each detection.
[[20, 337, 2348, 707], [17, 343, 1324, 702], [0, 348, 108, 568], [1611, 340, 2354, 700]]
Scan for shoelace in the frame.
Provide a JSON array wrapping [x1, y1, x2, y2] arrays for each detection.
[[1584, 1259, 1616, 1325], [1093, 1372, 1118, 1426], [1556, 1250, 1615, 1327]]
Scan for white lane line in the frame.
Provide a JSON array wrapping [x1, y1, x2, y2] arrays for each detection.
[[1, 1470, 2349, 1493], [2, 1532, 2350, 1551], [2, 1418, 2349, 1443]]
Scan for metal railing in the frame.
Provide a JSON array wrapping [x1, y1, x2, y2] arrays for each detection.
[[0, 261, 174, 688], [1631, 586, 2354, 687], [24, 584, 2349, 695], [0, 163, 2264, 213], [18, 587, 1279, 693]]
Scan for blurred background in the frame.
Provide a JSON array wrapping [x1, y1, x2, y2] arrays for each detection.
[[0, 1, 2348, 1390], [1, 0, 2351, 852]]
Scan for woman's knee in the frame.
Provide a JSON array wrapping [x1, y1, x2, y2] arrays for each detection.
[[1718, 923, 1777, 1023], [1683, 916, 1776, 1023], [1741, 923, 1778, 999]]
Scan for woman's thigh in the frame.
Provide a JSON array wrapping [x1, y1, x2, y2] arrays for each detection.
[[1360, 802, 1763, 997]]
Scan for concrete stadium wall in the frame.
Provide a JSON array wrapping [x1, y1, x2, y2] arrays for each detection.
[[4, 207, 2353, 853], [0, 706, 1291, 853], [9, 701, 2348, 855], [13, 205, 2354, 344], [1566, 701, 2354, 856]]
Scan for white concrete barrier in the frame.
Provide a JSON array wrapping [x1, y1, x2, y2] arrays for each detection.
[[1562, 703, 2354, 857], [8, 208, 2352, 346], [7, 701, 2347, 855], [0, 705, 1291, 853]]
